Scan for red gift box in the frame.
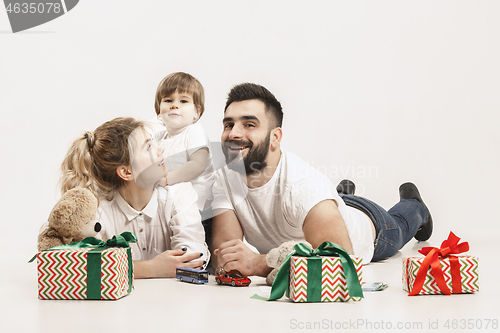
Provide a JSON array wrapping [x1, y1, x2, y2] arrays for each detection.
[[403, 232, 479, 296]]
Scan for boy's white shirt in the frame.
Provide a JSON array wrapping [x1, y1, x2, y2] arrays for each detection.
[[153, 121, 215, 211]]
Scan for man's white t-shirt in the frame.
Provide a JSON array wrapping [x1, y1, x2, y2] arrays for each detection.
[[211, 150, 374, 264], [155, 122, 215, 211]]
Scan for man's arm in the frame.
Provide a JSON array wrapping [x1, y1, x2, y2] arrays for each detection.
[[211, 209, 243, 269], [211, 209, 271, 277], [302, 199, 354, 253]]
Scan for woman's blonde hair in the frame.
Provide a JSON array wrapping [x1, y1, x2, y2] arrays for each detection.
[[59, 117, 145, 200]]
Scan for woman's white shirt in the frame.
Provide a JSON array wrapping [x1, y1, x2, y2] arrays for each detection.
[[97, 183, 209, 266]]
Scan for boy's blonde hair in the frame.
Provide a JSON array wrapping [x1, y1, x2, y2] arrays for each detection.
[[154, 72, 205, 117]]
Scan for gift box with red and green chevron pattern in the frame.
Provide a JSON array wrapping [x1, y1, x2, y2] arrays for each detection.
[[36, 247, 133, 300], [289, 255, 363, 302], [403, 255, 479, 295]]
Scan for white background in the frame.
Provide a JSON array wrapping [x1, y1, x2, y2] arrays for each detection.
[[0, 1, 498, 331]]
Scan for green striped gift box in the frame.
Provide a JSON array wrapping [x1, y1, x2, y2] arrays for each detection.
[[36, 247, 133, 300], [289, 255, 363, 302]]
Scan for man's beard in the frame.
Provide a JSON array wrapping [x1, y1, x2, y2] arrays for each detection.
[[223, 132, 271, 175]]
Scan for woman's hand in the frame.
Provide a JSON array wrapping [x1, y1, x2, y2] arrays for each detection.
[[134, 248, 204, 278]]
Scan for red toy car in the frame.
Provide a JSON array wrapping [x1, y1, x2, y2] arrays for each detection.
[[215, 271, 251, 287]]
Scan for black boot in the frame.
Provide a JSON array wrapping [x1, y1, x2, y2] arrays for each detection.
[[399, 182, 433, 242], [337, 179, 356, 196]]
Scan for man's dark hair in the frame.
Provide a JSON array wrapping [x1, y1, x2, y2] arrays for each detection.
[[224, 83, 283, 128]]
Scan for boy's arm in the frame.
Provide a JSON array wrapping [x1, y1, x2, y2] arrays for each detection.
[[168, 182, 210, 265], [164, 148, 208, 185]]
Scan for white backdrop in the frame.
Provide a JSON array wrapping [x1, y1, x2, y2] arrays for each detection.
[[1, 1, 498, 264]]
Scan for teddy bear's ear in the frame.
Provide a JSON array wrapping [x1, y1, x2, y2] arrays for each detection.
[[266, 247, 280, 268], [48, 200, 74, 231], [48, 187, 98, 238], [46, 229, 60, 238]]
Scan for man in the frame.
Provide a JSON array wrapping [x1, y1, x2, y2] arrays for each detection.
[[211, 83, 432, 277]]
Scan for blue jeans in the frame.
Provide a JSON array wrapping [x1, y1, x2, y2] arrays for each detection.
[[340, 194, 428, 261]]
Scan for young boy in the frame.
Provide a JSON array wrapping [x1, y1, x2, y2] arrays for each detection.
[[152, 72, 215, 241]]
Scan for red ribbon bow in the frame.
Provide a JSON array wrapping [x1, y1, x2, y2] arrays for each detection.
[[408, 232, 469, 296]]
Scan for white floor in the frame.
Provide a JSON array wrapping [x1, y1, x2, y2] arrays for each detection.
[[2, 233, 497, 333], [1, 2, 499, 332]]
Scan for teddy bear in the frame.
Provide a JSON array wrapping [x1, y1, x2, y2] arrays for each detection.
[[37, 187, 102, 251], [265, 240, 311, 286]]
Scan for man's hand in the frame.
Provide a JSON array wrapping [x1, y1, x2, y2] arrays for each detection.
[[134, 248, 204, 278], [213, 239, 271, 277]]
